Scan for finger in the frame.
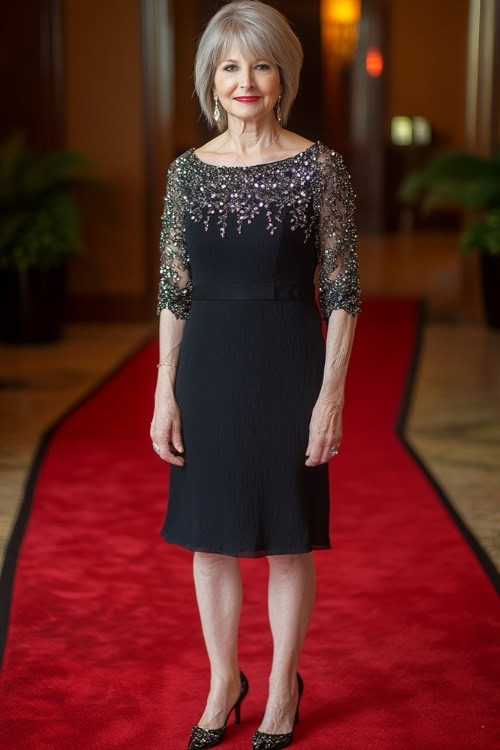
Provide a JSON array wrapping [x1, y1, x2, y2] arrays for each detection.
[[320, 443, 334, 464], [321, 433, 342, 464], [305, 431, 322, 460], [151, 427, 184, 465], [305, 434, 322, 465], [165, 419, 184, 464], [171, 422, 184, 454], [168, 440, 185, 462], [158, 443, 185, 465], [320, 436, 338, 464], [305, 436, 327, 466], [304, 436, 314, 464]]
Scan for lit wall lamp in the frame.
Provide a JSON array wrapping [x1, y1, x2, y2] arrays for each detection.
[[391, 116, 432, 146], [366, 46, 383, 77], [320, 0, 361, 72]]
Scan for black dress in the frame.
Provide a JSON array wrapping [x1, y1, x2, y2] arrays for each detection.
[[156, 140, 361, 557]]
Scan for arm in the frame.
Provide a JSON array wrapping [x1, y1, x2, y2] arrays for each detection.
[[318, 309, 357, 407], [305, 150, 361, 467], [151, 161, 193, 466]]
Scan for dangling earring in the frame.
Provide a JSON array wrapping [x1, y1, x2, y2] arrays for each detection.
[[276, 94, 282, 125], [213, 93, 220, 122]]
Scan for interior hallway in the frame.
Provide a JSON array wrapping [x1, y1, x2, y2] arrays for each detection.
[[0, 229, 498, 574]]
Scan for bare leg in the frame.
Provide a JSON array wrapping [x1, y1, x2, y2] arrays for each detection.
[[258, 552, 316, 734], [193, 551, 244, 729]]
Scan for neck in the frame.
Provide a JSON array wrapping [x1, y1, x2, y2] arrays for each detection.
[[223, 118, 282, 154]]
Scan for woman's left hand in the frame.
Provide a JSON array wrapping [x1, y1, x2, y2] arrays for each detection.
[[305, 394, 344, 466]]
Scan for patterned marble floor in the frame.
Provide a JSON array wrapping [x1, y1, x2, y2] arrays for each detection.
[[406, 320, 500, 570]]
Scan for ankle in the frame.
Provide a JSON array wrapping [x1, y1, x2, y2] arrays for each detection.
[[268, 670, 298, 691], [210, 669, 241, 688]]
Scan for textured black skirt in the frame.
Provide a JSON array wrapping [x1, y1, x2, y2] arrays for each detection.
[[160, 281, 332, 558]]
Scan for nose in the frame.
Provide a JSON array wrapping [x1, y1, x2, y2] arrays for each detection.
[[238, 67, 255, 89]]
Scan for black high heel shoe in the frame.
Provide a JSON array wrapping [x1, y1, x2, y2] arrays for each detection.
[[251, 672, 304, 750], [187, 670, 249, 749]]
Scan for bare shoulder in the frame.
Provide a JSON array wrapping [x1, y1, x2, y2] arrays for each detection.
[[193, 135, 225, 158], [279, 131, 316, 152]]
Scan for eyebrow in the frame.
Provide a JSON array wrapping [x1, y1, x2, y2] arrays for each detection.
[[221, 59, 269, 64]]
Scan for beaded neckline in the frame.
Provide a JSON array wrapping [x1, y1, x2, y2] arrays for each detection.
[[189, 140, 320, 170], [158, 140, 361, 320]]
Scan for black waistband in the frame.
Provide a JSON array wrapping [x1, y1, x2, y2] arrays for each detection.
[[191, 281, 315, 300]]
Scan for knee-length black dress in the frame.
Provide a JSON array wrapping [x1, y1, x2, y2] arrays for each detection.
[[156, 140, 361, 557]]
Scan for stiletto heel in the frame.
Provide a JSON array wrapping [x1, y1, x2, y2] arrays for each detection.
[[251, 672, 304, 749], [295, 672, 303, 724], [187, 670, 249, 749], [234, 697, 242, 724]]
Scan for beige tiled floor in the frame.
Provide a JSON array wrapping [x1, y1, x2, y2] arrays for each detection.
[[405, 321, 500, 568], [0, 323, 154, 568]]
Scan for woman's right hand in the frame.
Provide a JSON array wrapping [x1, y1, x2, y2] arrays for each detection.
[[150, 394, 185, 466]]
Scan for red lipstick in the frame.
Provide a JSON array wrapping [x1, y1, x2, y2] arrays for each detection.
[[234, 96, 261, 102]]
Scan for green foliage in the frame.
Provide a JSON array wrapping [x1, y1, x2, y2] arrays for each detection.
[[397, 147, 500, 255], [0, 129, 105, 269]]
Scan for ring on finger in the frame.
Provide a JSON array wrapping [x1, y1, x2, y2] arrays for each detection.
[[328, 446, 339, 457], [152, 442, 161, 454]]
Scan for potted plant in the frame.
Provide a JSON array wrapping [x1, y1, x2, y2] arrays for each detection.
[[0, 129, 102, 343], [397, 147, 500, 328]]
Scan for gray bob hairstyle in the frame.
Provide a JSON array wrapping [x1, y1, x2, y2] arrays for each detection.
[[194, 0, 304, 133]]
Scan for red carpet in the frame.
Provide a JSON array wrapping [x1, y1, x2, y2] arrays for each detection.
[[0, 298, 498, 750]]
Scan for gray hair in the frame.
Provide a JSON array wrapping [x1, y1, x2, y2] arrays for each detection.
[[194, 0, 304, 133]]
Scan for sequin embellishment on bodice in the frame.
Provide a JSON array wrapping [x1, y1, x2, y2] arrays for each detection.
[[185, 142, 319, 240], [157, 140, 361, 322]]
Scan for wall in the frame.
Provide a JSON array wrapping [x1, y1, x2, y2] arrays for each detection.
[[60, 0, 471, 320], [387, 0, 469, 149], [172, 0, 199, 152], [63, 0, 147, 317]]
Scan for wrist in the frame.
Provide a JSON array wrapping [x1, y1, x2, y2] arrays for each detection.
[[318, 387, 344, 407], [156, 366, 176, 389]]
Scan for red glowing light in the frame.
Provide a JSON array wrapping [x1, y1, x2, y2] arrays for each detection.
[[366, 47, 383, 77]]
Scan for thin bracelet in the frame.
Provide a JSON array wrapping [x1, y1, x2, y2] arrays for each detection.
[[157, 362, 177, 368]]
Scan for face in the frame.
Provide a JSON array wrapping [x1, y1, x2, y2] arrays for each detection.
[[213, 45, 282, 123]]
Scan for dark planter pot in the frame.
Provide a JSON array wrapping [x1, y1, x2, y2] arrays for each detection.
[[0, 264, 67, 343], [480, 252, 500, 329]]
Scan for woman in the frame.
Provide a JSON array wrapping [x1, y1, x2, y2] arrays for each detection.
[[150, 2, 361, 748]]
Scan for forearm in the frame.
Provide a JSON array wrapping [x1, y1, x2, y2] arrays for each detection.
[[156, 307, 188, 399], [318, 308, 357, 404]]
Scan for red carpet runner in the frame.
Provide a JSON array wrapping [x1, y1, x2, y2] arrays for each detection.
[[0, 299, 498, 750]]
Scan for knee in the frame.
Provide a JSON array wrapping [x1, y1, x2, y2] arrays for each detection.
[[267, 552, 312, 571], [194, 550, 237, 572]]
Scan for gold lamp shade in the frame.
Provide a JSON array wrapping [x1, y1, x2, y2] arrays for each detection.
[[320, 0, 361, 71]]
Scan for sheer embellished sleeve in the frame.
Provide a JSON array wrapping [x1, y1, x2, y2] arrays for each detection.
[[157, 160, 193, 318], [315, 149, 361, 322]]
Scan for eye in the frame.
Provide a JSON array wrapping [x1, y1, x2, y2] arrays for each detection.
[[222, 64, 271, 72]]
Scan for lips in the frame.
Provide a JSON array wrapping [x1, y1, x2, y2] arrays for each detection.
[[234, 97, 261, 102]]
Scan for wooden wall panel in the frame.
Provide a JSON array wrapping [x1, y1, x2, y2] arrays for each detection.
[[63, 0, 147, 315], [387, 0, 469, 150], [0, 0, 63, 150]]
